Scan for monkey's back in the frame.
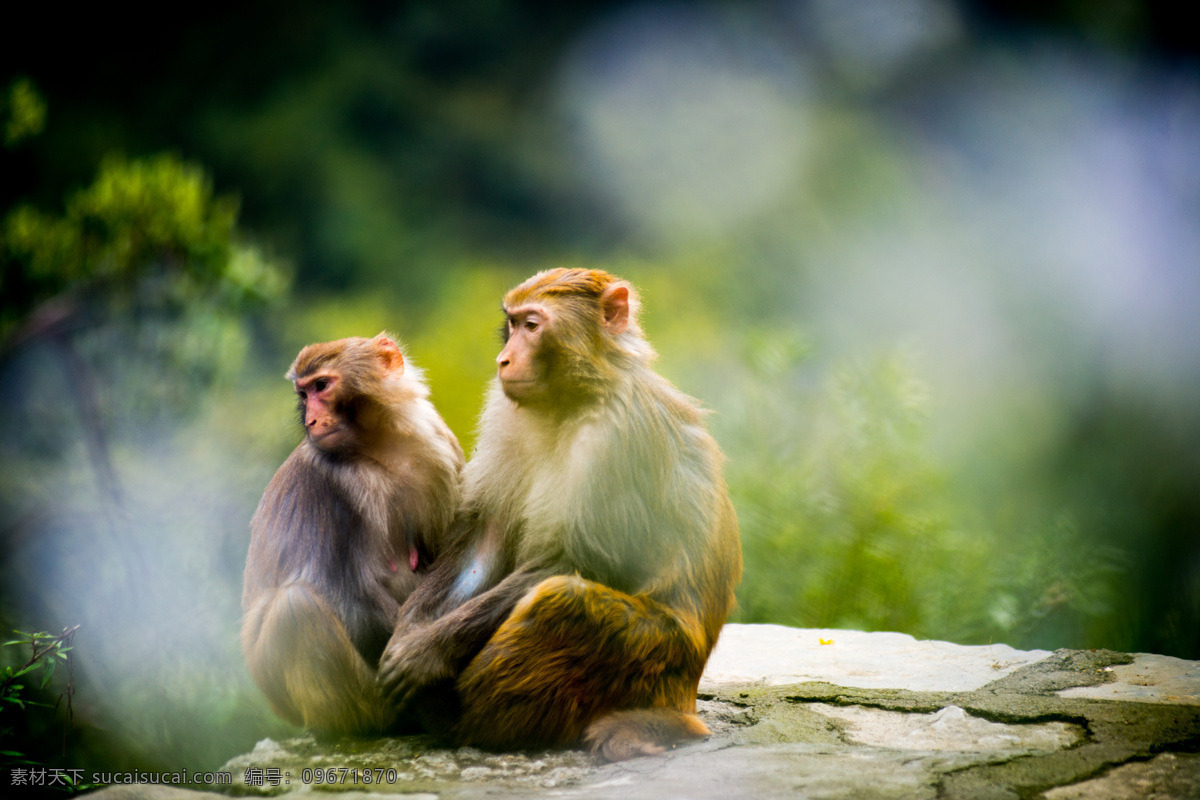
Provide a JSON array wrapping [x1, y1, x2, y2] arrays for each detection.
[[243, 445, 408, 662]]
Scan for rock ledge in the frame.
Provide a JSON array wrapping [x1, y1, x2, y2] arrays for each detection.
[[95, 624, 1200, 800]]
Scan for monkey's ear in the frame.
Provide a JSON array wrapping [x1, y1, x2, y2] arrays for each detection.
[[373, 333, 405, 375], [601, 284, 630, 335]]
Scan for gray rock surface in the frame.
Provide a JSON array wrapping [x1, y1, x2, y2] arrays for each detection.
[[87, 624, 1200, 800], [1042, 752, 1200, 799], [805, 703, 1080, 751], [700, 623, 1054, 692], [1057, 652, 1200, 705]]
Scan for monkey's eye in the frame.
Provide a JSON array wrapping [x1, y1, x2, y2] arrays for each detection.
[[524, 319, 539, 332], [297, 390, 308, 400]]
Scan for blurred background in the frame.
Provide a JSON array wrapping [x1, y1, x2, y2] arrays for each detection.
[[2, 0, 1198, 785]]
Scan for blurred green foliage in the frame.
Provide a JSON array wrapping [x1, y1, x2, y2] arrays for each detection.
[[718, 341, 1126, 649], [3, 78, 45, 148], [1, 0, 1198, 785], [2, 151, 287, 432], [1, 81, 291, 782], [2, 150, 284, 328]]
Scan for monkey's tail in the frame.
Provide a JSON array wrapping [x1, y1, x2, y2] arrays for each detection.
[[583, 708, 711, 762]]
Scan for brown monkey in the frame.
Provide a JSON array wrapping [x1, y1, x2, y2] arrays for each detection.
[[242, 333, 463, 735], [378, 269, 741, 760]]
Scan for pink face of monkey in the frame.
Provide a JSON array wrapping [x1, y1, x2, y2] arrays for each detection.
[[290, 334, 406, 452], [495, 276, 631, 407], [497, 304, 550, 405], [295, 371, 346, 448]]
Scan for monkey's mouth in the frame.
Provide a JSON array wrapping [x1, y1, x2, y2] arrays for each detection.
[[308, 425, 350, 449]]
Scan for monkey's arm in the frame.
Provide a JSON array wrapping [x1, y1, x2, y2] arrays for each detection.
[[391, 515, 509, 627], [378, 565, 551, 712]]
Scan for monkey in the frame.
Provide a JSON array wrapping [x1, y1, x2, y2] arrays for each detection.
[[377, 268, 741, 761], [241, 332, 464, 736]]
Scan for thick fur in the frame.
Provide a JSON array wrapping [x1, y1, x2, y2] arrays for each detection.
[[243, 335, 463, 735], [379, 271, 741, 759]]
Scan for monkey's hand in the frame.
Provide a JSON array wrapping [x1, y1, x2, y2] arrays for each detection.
[[377, 625, 454, 713]]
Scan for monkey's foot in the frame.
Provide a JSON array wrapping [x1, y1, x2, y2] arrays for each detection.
[[584, 708, 710, 762]]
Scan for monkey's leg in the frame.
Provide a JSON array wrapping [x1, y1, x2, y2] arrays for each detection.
[[245, 582, 394, 735], [453, 574, 709, 756]]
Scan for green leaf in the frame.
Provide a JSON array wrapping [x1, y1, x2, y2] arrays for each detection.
[[3, 78, 47, 147]]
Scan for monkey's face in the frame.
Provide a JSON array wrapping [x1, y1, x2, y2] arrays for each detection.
[[295, 372, 355, 451], [497, 304, 553, 405]]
